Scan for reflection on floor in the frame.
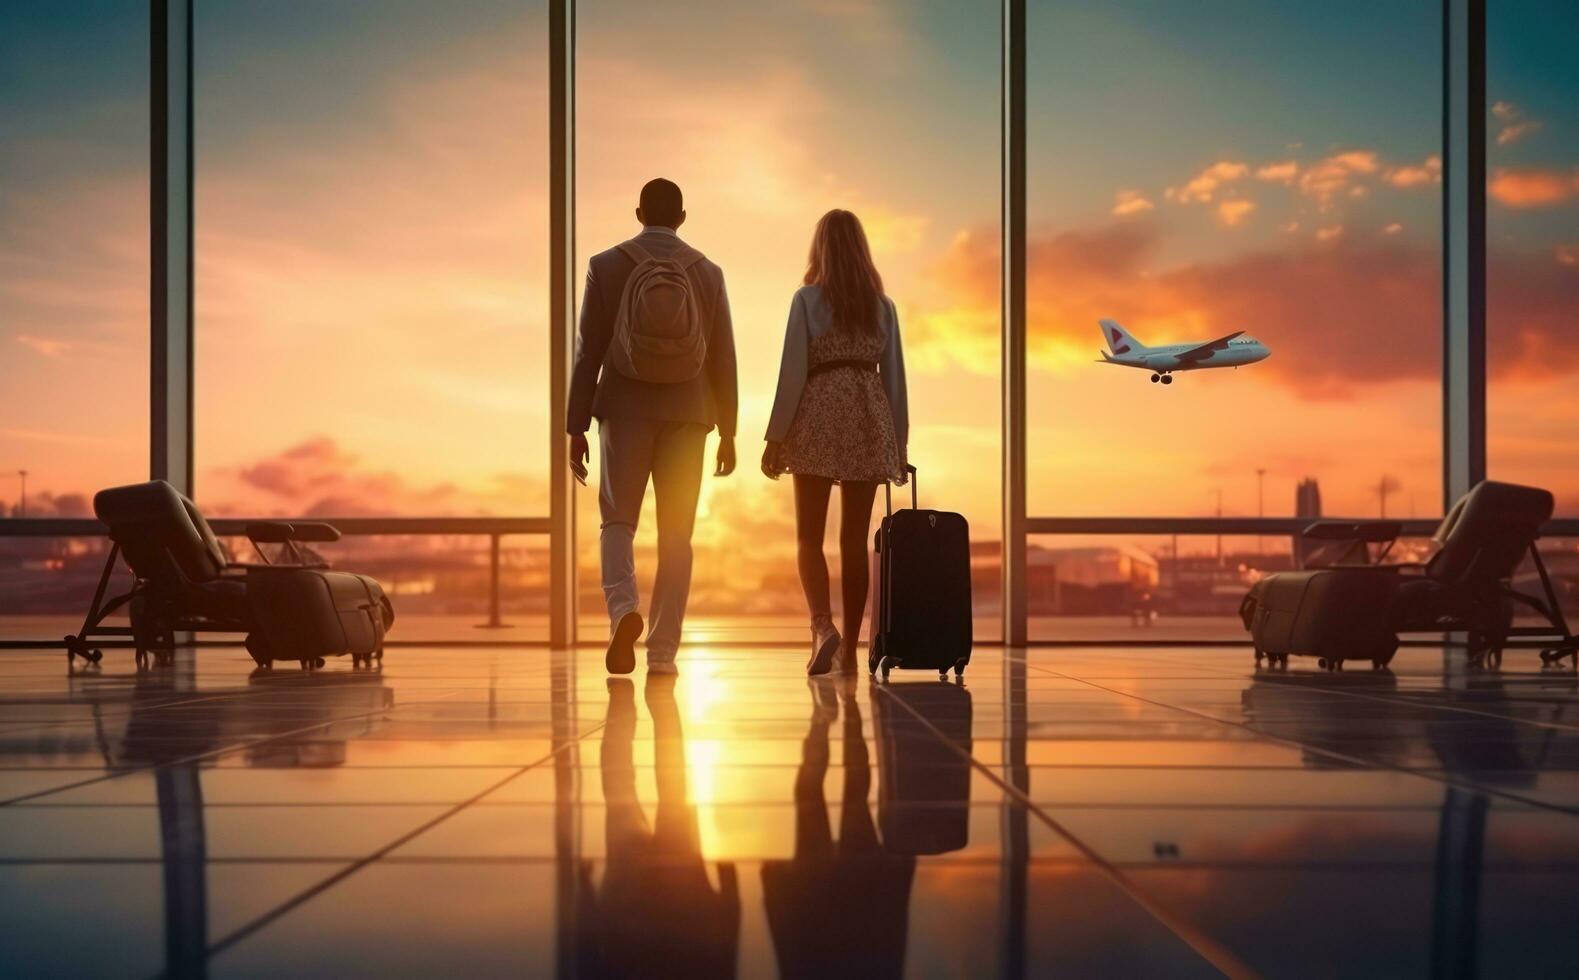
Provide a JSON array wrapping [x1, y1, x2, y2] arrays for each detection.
[[1, 645, 1577, 977]]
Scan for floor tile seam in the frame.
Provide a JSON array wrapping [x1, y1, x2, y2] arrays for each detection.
[[4, 800, 1500, 812], [1059, 648, 1579, 735], [1022, 661, 1579, 818], [0, 692, 464, 807], [200, 718, 608, 961], [10, 856, 1579, 873], [871, 680, 1254, 980]]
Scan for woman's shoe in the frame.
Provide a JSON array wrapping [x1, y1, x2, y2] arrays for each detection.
[[830, 641, 859, 675], [807, 615, 840, 676]]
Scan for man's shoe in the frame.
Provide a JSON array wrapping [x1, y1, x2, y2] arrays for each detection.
[[647, 656, 678, 676], [606, 611, 643, 675]]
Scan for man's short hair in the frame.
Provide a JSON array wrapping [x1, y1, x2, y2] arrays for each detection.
[[639, 178, 684, 227]]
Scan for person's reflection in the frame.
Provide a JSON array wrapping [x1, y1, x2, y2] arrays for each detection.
[[576, 676, 740, 979], [762, 677, 916, 979]]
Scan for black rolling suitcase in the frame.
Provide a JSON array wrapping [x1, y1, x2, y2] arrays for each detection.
[[874, 680, 973, 854], [870, 464, 973, 680]]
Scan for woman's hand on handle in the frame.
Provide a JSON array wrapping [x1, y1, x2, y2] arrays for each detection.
[[761, 441, 783, 480]]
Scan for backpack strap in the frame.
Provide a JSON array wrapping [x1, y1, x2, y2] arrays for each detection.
[[617, 240, 654, 265], [669, 243, 706, 269]]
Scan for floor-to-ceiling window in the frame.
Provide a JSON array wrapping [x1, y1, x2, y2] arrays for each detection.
[[575, 0, 1003, 641], [1487, 0, 1579, 624], [1026, 1, 1444, 640], [193, 1, 552, 639], [0, 1, 148, 638], [1487, 0, 1579, 511]]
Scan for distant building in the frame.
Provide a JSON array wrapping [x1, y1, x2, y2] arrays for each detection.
[[1294, 477, 1322, 568], [1025, 545, 1158, 616]]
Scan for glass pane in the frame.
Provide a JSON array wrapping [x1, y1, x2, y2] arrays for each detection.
[[218, 534, 551, 644], [1, 2, 148, 637], [1486, 1, 1579, 513], [193, 0, 550, 518], [1029, 532, 1437, 644], [0, 2, 149, 508], [1028, 3, 1443, 519], [576, 1, 1002, 639]]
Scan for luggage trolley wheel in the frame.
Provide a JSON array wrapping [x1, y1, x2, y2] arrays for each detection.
[[878, 655, 897, 682], [953, 658, 967, 678]]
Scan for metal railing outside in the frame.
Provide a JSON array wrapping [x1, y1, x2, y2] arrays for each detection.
[[0, 516, 550, 647]]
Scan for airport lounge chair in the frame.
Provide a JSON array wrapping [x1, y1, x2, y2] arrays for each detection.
[[1242, 481, 1577, 669], [66, 481, 393, 670]]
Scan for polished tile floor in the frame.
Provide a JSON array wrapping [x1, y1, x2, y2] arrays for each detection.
[[1, 644, 1577, 978]]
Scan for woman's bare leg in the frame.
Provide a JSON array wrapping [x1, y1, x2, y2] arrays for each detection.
[[792, 475, 835, 620], [837, 480, 879, 662]]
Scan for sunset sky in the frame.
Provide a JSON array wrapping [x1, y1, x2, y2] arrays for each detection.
[[2, 1, 1575, 582]]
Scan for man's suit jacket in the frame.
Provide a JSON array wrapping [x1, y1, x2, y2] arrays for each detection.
[[567, 227, 737, 438]]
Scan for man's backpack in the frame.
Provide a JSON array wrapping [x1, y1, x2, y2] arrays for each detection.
[[608, 240, 709, 384]]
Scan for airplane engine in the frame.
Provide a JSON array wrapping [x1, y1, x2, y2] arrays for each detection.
[[1143, 353, 1182, 371]]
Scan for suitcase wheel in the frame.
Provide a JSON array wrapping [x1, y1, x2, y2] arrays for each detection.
[[878, 655, 896, 682], [1254, 649, 1289, 670]]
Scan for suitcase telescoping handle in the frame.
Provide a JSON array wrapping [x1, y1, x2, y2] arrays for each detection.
[[884, 464, 920, 517]]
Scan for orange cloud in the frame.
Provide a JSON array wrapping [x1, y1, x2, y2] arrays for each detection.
[[1382, 222, 1404, 235], [1315, 225, 1343, 242], [1498, 120, 1544, 146], [1255, 161, 1298, 183], [1489, 167, 1579, 208], [13, 334, 71, 357], [1298, 150, 1380, 205], [1491, 101, 1544, 145], [204, 436, 545, 517], [1384, 155, 1440, 188], [1111, 188, 1154, 216], [1216, 199, 1256, 227], [1166, 161, 1249, 203], [915, 219, 1571, 402]]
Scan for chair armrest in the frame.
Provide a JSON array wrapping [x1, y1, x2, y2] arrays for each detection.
[[1302, 520, 1402, 543], [226, 561, 330, 572], [245, 521, 295, 544], [288, 522, 341, 543]]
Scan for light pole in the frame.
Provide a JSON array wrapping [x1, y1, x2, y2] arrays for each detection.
[[1255, 467, 1267, 560], [16, 470, 25, 518], [1213, 488, 1223, 565], [1376, 475, 1399, 518]]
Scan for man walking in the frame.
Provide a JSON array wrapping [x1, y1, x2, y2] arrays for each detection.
[[568, 178, 737, 674]]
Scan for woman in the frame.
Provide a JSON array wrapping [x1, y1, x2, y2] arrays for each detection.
[[762, 209, 908, 676]]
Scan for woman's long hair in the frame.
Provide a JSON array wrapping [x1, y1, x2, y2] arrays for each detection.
[[803, 209, 883, 334]]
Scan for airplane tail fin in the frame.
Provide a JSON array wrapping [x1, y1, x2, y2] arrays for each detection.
[[1099, 319, 1147, 356]]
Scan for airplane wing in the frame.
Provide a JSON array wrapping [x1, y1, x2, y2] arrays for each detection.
[[1175, 330, 1244, 362]]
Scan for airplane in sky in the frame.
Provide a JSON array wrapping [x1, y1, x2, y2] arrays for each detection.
[[1097, 319, 1270, 384]]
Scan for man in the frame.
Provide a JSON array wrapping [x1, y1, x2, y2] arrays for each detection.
[[568, 178, 737, 675]]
